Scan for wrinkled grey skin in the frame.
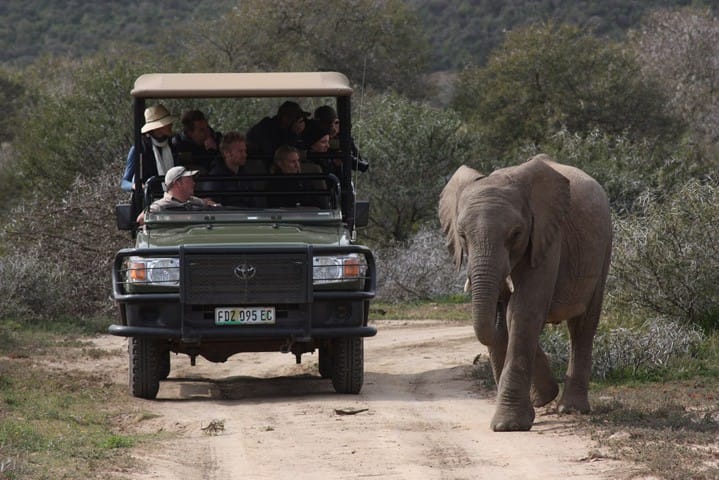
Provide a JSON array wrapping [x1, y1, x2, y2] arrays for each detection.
[[439, 154, 612, 431]]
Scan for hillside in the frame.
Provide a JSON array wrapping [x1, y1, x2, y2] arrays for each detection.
[[0, 0, 236, 65], [1, 1, 718, 69], [409, 0, 718, 69]]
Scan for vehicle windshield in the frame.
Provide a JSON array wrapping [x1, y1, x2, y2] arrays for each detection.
[[142, 172, 341, 214]]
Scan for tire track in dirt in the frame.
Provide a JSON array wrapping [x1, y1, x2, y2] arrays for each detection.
[[111, 321, 628, 479]]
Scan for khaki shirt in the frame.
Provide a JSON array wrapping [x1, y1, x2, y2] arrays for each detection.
[[149, 193, 205, 213]]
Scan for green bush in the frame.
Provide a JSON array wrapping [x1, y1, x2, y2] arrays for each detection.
[[452, 22, 682, 161], [520, 129, 684, 213], [355, 92, 483, 244]]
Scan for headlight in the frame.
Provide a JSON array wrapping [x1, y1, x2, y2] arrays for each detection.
[[125, 257, 180, 286], [313, 254, 367, 285]]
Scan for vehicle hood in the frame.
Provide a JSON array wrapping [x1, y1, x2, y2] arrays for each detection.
[[136, 222, 344, 248]]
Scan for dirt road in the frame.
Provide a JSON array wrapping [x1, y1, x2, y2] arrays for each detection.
[[105, 320, 628, 479]]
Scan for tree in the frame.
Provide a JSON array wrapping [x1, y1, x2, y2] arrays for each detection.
[[172, 0, 432, 97], [0, 71, 26, 143], [630, 8, 719, 157], [355, 92, 482, 245], [0, 56, 146, 203], [451, 22, 681, 159]]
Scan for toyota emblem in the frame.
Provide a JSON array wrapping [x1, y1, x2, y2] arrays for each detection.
[[234, 264, 256, 280]]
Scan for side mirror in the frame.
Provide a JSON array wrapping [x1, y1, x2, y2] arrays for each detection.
[[116, 204, 134, 231], [354, 200, 370, 228]]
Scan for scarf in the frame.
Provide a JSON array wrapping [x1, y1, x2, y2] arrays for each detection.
[[151, 137, 174, 176]]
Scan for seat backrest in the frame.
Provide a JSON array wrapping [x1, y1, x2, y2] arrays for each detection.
[[244, 157, 269, 175], [300, 161, 322, 174]]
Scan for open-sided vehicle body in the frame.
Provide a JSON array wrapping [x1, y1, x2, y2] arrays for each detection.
[[111, 72, 376, 399]]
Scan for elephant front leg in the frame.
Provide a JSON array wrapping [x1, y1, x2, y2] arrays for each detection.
[[491, 321, 539, 431], [491, 290, 551, 431], [491, 353, 536, 431]]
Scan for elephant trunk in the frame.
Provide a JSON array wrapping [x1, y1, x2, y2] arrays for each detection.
[[470, 262, 503, 346]]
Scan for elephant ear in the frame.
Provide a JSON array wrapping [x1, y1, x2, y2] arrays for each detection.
[[439, 165, 485, 270], [525, 155, 570, 268]]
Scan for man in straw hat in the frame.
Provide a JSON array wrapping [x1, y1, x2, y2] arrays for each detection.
[[136, 166, 219, 225], [120, 104, 178, 191]]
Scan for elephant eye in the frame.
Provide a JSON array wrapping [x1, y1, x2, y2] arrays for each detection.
[[509, 229, 522, 244]]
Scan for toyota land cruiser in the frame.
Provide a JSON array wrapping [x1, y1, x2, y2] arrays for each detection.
[[111, 72, 376, 399]]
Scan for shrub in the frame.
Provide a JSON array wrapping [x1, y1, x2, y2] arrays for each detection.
[[541, 318, 705, 381], [0, 252, 74, 319], [520, 129, 680, 214], [0, 163, 129, 320], [610, 179, 719, 332], [375, 224, 465, 302]]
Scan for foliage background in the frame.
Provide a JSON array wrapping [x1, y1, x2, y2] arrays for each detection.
[[1, 5, 718, 478], [0, 1, 718, 337]]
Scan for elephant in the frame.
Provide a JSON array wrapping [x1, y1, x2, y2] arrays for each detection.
[[439, 154, 612, 431]]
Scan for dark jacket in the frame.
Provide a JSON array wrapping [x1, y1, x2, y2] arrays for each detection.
[[206, 161, 264, 207], [246, 116, 301, 160], [171, 129, 222, 174], [120, 135, 176, 192], [268, 174, 329, 209]]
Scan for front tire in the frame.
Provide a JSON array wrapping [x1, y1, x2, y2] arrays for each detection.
[[128, 337, 163, 399], [331, 337, 364, 394], [158, 349, 171, 380], [318, 346, 332, 379]]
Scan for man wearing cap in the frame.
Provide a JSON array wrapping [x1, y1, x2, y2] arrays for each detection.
[[120, 104, 178, 192], [135, 166, 219, 225], [246, 101, 309, 164]]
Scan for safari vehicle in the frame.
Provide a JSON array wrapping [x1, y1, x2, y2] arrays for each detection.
[[111, 72, 376, 399]]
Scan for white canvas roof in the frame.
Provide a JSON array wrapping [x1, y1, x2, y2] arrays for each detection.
[[131, 72, 353, 98]]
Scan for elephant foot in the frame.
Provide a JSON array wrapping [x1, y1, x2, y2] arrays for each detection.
[[490, 404, 535, 432], [557, 391, 590, 414], [530, 377, 559, 408]]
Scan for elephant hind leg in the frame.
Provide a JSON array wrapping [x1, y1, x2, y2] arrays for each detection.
[[558, 318, 595, 414], [531, 346, 559, 407], [558, 279, 606, 414]]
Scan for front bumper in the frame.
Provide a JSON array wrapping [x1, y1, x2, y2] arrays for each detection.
[[110, 244, 376, 344]]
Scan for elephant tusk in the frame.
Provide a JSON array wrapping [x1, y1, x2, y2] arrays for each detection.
[[506, 275, 515, 293], [464, 277, 470, 293]]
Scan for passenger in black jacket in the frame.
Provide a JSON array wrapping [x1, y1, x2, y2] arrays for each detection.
[[269, 146, 328, 209], [246, 101, 309, 165], [207, 132, 265, 207], [171, 109, 222, 173]]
